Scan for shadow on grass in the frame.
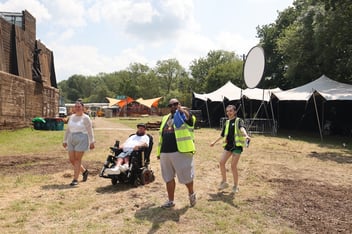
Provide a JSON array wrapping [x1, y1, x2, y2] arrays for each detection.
[[134, 203, 189, 234], [95, 183, 136, 194], [41, 184, 82, 190], [308, 151, 352, 164], [207, 192, 238, 207]]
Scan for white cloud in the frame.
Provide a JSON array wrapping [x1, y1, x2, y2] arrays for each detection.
[[42, 0, 86, 27], [52, 44, 113, 78], [87, 0, 155, 24], [215, 32, 258, 56]]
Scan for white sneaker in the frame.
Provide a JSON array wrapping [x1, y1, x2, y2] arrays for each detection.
[[189, 193, 196, 207], [232, 185, 239, 193], [218, 181, 229, 190], [105, 167, 120, 175], [120, 164, 129, 173]]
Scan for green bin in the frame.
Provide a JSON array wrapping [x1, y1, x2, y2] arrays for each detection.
[[55, 119, 64, 130], [32, 117, 46, 130], [44, 118, 56, 130]]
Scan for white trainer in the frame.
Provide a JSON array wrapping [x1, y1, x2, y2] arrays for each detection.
[[105, 167, 120, 175], [218, 181, 229, 190], [120, 164, 129, 173]]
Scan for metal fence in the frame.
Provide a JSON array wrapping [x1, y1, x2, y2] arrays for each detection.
[[244, 118, 277, 135]]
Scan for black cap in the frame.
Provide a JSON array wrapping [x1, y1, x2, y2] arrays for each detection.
[[137, 123, 146, 128]]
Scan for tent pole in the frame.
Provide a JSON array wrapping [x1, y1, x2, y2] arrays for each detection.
[[321, 101, 325, 132], [269, 91, 277, 135], [205, 99, 212, 128], [241, 89, 246, 119], [312, 92, 323, 142], [222, 96, 226, 116], [262, 89, 270, 119]]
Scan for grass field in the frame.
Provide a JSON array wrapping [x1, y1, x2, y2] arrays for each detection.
[[0, 116, 351, 233]]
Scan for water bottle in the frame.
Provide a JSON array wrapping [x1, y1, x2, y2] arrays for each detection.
[[245, 138, 250, 148]]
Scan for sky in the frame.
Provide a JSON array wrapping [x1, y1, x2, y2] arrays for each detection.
[[0, 0, 293, 82]]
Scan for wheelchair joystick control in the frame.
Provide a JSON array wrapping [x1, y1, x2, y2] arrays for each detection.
[[114, 140, 120, 148]]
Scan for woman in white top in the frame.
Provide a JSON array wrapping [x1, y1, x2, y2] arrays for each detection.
[[63, 101, 95, 186]]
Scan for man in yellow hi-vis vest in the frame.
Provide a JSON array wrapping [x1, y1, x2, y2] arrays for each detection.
[[210, 104, 250, 193], [157, 98, 196, 208]]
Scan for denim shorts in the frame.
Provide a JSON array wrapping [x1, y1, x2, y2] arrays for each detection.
[[117, 150, 133, 159], [67, 132, 89, 152]]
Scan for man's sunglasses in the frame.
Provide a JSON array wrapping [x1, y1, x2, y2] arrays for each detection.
[[168, 102, 179, 107]]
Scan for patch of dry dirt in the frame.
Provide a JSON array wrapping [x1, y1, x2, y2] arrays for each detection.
[[264, 178, 352, 233], [0, 154, 103, 176]]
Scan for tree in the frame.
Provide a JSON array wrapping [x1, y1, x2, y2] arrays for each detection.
[[257, 0, 352, 89], [190, 50, 243, 92], [155, 59, 187, 95], [126, 63, 161, 99], [65, 75, 88, 101]]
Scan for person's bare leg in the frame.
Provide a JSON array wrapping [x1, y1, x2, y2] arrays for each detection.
[[186, 181, 194, 195], [231, 154, 241, 186], [73, 152, 84, 181], [186, 180, 194, 195], [80, 165, 86, 173], [219, 151, 231, 182], [116, 158, 124, 167], [166, 179, 176, 201], [69, 151, 75, 166]]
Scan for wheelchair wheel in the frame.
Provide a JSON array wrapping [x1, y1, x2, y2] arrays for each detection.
[[140, 168, 153, 185], [133, 179, 140, 187], [111, 177, 118, 185], [150, 171, 155, 182]]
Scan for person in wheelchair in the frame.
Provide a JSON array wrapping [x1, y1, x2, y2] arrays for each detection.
[[104, 123, 150, 175]]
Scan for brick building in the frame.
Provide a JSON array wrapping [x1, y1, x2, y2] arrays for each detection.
[[0, 10, 59, 130]]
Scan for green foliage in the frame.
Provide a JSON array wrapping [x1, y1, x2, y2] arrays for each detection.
[[257, 0, 352, 89], [155, 58, 186, 94], [190, 50, 243, 92]]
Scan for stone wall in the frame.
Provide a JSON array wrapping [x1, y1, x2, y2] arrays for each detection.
[[0, 71, 59, 129], [0, 10, 59, 130]]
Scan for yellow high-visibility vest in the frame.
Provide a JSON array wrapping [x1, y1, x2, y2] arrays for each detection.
[[222, 118, 245, 147], [157, 114, 196, 155]]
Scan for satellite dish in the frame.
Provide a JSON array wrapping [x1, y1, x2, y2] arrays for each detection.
[[243, 46, 265, 88]]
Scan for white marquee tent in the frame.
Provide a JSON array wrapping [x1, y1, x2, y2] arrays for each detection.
[[272, 75, 352, 101], [193, 81, 281, 102], [193, 81, 281, 132], [272, 75, 352, 139], [193, 81, 242, 102]]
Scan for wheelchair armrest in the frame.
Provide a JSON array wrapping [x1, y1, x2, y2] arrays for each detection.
[[134, 146, 147, 152], [110, 147, 123, 157], [110, 146, 119, 152]]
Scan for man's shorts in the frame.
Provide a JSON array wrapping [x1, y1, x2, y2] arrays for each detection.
[[67, 132, 89, 152], [160, 151, 194, 184], [117, 150, 133, 159]]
